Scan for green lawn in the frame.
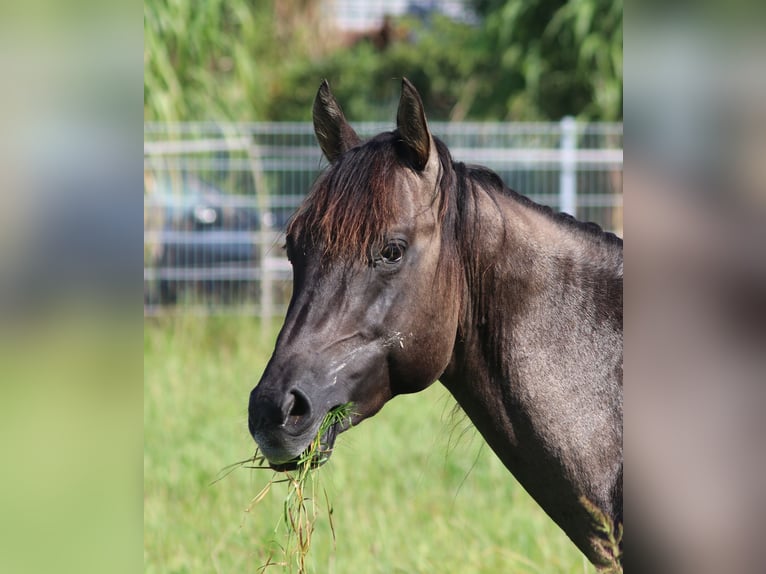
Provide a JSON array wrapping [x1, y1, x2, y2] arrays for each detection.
[[144, 316, 595, 574]]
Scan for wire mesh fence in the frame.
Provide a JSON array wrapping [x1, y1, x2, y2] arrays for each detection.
[[144, 120, 622, 316]]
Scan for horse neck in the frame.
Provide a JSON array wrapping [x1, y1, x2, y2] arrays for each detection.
[[451, 183, 623, 365], [440, 181, 623, 561]]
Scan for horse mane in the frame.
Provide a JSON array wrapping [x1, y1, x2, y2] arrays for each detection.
[[287, 132, 622, 262], [460, 163, 623, 248]]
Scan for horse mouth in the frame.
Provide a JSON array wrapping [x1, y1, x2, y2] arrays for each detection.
[[268, 410, 354, 472]]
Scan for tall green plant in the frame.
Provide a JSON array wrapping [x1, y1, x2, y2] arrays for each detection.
[[546, 0, 623, 120], [470, 0, 622, 120], [144, 0, 330, 122]]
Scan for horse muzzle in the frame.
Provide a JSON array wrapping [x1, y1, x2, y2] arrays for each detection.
[[247, 384, 318, 462], [248, 380, 358, 470], [247, 338, 392, 470]]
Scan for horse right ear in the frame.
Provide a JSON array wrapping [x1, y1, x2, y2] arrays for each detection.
[[313, 80, 361, 163], [396, 77, 432, 171]]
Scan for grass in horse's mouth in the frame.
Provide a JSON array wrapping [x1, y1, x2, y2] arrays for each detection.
[[241, 402, 354, 573], [271, 403, 354, 472]]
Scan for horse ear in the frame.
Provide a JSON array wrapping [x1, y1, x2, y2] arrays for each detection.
[[396, 77, 432, 171], [313, 79, 361, 163]]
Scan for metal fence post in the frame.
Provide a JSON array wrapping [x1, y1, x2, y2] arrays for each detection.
[[559, 116, 577, 216], [247, 134, 274, 323]]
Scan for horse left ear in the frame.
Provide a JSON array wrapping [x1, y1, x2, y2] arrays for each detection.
[[313, 79, 361, 162], [396, 78, 432, 171]]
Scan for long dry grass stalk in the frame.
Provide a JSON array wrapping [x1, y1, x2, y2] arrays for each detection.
[[245, 403, 354, 573]]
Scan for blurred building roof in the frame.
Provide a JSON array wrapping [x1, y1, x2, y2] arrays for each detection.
[[328, 0, 476, 32]]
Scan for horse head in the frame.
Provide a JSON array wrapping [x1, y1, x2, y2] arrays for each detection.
[[248, 79, 460, 469]]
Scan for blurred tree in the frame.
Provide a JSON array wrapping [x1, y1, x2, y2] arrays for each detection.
[[473, 0, 623, 121], [271, 0, 621, 122], [144, 0, 621, 122], [266, 15, 483, 122]]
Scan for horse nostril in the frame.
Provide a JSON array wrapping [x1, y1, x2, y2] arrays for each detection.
[[286, 389, 311, 426]]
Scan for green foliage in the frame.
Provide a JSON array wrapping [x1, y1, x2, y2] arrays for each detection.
[[465, 0, 622, 120], [144, 1, 621, 123], [144, 0, 332, 121], [145, 0, 266, 121], [545, 0, 623, 120], [269, 15, 486, 122]]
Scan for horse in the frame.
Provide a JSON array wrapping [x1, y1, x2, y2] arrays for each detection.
[[248, 78, 623, 568]]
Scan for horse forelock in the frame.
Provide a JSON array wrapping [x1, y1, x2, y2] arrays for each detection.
[[287, 132, 456, 262]]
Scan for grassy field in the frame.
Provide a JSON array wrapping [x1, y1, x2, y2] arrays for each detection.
[[145, 316, 595, 574]]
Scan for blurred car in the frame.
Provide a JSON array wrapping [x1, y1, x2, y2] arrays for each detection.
[[145, 173, 293, 305]]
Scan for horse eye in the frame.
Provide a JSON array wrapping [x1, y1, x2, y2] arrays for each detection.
[[380, 242, 404, 263]]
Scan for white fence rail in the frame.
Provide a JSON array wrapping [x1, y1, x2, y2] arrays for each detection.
[[144, 120, 622, 316]]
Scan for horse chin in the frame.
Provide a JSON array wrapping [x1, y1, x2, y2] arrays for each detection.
[[267, 418, 343, 472]]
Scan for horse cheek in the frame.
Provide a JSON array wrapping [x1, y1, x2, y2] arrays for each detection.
[[388, 322, 454, 396], [390, 265, 460, 395]]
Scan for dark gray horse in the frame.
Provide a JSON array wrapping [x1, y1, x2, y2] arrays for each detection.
[[248, 79, 623, 567]]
